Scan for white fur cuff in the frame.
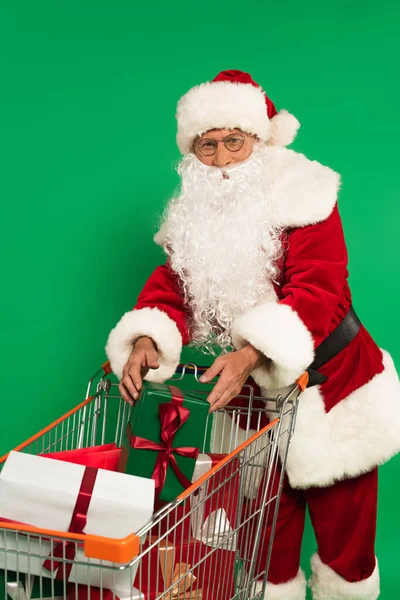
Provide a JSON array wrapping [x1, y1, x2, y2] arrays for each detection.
[[231, 302, 314, 389], [309, 554, 380, 600], [254, 569, 306, 600], [105, 307, 182, 383]]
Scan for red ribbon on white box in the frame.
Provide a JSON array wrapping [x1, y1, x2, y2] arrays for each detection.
[[0, 451, 153, 597], [43, 466, 97, 580]]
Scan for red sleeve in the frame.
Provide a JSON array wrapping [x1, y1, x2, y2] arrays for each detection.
[[232, 205, 349, 388], [106, 263, 189, 382], [280, 204, 348, 347], [135, 262, 191, 345]]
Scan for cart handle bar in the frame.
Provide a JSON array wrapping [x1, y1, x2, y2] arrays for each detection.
[[101, 360, 309, 391]]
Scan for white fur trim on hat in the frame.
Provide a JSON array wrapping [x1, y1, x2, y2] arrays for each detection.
[[268, 110, 300, 147], [309, 554, 380, 600], [231, 302, 315, 389], [176, 80, 271, 154], [254, 569, 307, 600], [105, 307, 182, 383]]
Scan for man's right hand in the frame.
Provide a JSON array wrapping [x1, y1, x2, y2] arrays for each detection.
[[119, 336, 159, 405]]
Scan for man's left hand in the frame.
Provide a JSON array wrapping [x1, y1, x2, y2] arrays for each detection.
[[199, 345, 267, 412]]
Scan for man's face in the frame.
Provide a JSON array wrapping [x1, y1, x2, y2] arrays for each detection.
[[193, 128, 256, 168]]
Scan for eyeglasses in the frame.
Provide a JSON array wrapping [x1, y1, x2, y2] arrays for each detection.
[[194, 133, 248, 156]]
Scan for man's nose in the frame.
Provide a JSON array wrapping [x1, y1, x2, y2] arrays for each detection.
[[213, 143, 232, 168]]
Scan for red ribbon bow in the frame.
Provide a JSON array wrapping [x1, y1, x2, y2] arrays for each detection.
[[130, 386, 199, 497], [43, 466, 98, 580]]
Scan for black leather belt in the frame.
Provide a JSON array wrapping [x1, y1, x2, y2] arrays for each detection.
[[307, 306, 361, 387]]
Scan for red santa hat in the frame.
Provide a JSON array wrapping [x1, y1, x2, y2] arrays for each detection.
[[176, 69, 300, 155]]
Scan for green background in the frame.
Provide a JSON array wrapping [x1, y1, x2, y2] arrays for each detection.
[[0, 1, 399, 597]]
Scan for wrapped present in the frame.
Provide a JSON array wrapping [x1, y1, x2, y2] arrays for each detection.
[[68, 534, 236, 600], [135, 535, 235, 600], [0, 451, 154, 595], [118, 382, 210, 501], [42, 443, 122, 471], [154, 453, 240, 551], [67, 537, 196, 600], [135, 536, 202, 600], [190, 453, 239, 549]]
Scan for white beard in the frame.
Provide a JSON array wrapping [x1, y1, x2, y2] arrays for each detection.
[[155, 145, 283, 354]]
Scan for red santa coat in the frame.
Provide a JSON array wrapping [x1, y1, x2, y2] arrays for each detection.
[[106, 147, 400, 489]]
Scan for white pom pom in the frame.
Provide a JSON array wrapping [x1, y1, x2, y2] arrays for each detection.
[[268, 109, 300, 146]]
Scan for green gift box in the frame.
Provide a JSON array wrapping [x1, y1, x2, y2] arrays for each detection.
[[118, 381, 211, 502]]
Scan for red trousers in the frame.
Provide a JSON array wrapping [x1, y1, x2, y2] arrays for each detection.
[[240, 464, 378, 585]]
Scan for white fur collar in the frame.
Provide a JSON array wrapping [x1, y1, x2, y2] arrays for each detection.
[[154, 147, 340, 247], [265, 147, 340, 228]]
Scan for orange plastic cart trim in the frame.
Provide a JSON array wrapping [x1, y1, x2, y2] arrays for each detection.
[[0, 520, 141, 564], [84, 531, 140, 564], [296, 372, 309, 392], [102, 360, 112, 374]]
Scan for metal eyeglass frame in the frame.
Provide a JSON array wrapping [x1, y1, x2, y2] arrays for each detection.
[[194, 133, 249, 156]]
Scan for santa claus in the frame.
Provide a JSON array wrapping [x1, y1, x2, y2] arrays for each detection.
[[106, 70, 400, 600]]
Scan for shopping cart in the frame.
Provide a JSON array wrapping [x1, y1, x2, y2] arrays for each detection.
[[0, 361, 308, 600]]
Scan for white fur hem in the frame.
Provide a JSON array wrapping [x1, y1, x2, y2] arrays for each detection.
[[274, 349, 400, 488], [231, 302, 314, 389], [105, 307, 182, 383], [309, 554, 380, 600], [176, 80, 271, 154], [254, 569, 306, 600]]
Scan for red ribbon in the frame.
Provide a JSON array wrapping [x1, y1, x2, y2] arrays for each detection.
[[43, 466, 98, 580], [129, 386, 199, 497]]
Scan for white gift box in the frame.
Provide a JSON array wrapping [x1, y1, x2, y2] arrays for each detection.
[[0, 451, 155, 595], [190, 454, 236, 550]]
